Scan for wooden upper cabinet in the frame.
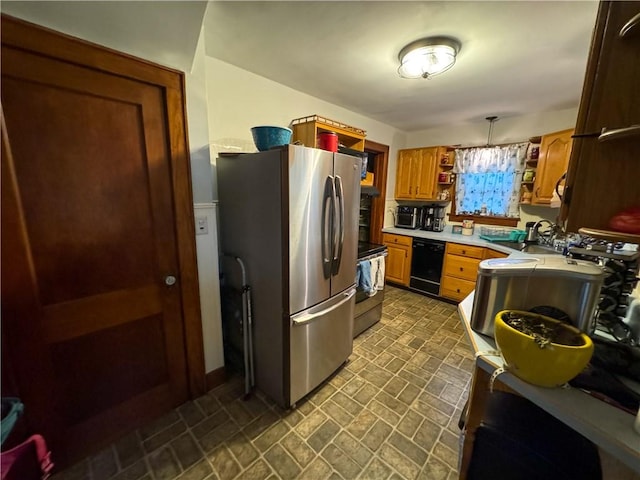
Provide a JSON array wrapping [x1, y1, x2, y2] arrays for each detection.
[[415, 147, 437, 200], [395, 149, 416, 199], [532, 129, 573, 205], [563, 1, 640, 232], [394, 146, 438, 200]]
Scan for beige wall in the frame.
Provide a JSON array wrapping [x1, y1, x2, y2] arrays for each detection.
[[204, 57, 407, 200]]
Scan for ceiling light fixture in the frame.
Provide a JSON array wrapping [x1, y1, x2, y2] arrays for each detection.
[[397, 36, 461, 79]]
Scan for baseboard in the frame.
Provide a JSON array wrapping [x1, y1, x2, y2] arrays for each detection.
[[205, 366, 227, 391]]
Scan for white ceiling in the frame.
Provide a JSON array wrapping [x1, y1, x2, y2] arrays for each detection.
[[1, 1, 600, 133], [203, 1, 600, 131]]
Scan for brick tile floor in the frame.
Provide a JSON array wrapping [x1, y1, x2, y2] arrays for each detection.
[[52, 286, 473, 480]]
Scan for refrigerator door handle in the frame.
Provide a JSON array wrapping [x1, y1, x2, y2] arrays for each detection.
[[291, 288, 356, 325], [332, 175, 345, 275], [321, 176, 334, 279]]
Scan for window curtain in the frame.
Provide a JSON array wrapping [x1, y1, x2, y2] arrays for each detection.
[[453, 143, 528, 217]]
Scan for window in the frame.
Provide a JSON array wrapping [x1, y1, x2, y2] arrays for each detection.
[[453, 144, 528, 218]]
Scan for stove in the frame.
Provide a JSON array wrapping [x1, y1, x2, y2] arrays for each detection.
[[358, 241, 387, 260], [354, 241, 387, 338]]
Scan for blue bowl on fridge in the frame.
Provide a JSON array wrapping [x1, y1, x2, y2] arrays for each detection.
[[250, 126, 292, 151]]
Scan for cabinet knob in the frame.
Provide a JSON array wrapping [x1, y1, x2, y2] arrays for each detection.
[[462, 250, 466, 254], [456, 288, 461, 293], [459, 267, 464, 271], [164, 275, 177, 286]]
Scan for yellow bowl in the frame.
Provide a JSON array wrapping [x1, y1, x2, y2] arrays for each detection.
[[494, 310, 593, 388]]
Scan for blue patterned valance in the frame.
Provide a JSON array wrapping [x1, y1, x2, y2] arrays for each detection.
[[454, 144, 528, 217]]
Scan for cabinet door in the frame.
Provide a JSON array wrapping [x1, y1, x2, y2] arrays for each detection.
[[395, 149, 416, 199], [384, 243, 410, 285], [441, 275, 476, 302], [532, 129, 573, 205], [563, 1, 640, 231], [415, 147, 438, 200], [443, 255, 481, 282], [401, 242, 413, 285]]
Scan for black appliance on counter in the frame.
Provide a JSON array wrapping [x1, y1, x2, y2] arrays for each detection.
[[395, 206, 420, 229], [410, 238, 445, 296], [420, 205, 446, 232], [354, 241, 387, 337]]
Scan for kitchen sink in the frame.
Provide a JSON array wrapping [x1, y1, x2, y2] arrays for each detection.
[[522, 244, 563, 255], [492, 241, 563, 255]]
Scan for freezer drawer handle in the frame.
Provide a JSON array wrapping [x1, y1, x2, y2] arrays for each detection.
[[291, 288, 356, 326]]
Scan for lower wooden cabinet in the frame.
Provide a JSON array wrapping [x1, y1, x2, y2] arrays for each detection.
[[382, 233, 412, 286], [440, 275, 476, 302], [382, 234, 510, 299], [440, 242, 485, 302]]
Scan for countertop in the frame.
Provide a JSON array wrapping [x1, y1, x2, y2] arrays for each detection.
[[458, 292, 640, 473], [382, 226, 518, 254]]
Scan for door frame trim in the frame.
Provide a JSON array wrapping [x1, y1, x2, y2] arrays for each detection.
[[1, 14, 206, 397], [364, 139, 389, 245]]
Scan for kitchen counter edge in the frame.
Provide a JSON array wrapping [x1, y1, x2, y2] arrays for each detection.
[[382, 227, 515, 254]]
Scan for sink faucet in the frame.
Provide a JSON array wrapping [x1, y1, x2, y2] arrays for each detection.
[[533, 219, 559, 246]]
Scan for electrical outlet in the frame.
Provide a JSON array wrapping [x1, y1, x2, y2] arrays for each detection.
[[196, 216, 208, 235]]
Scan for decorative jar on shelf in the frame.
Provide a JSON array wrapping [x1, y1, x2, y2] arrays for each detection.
[[523, 170, 535, 182]]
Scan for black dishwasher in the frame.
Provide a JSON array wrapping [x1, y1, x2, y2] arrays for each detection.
[[410, 238, 445, 295]]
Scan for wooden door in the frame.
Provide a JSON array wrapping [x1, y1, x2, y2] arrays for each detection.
[[415, 147, 437, 200], [1, 16, 203, 465], [395, 149, 415, 199], [532, 129, 573, 204]]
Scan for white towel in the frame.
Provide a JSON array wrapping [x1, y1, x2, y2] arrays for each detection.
[[370, 256, 386, 294]]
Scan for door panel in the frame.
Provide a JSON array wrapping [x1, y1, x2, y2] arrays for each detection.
[[1, 18, 195, 464], [331, 153, 361, 297], [288, 146, 333, 314]]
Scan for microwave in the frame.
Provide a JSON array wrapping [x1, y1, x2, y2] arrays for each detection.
[[395, 206, 420, 229]]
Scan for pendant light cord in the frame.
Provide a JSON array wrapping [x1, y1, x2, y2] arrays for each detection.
[[485, 116, 498, 146]]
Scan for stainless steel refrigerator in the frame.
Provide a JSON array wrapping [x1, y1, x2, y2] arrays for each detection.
[[217, 144, 361, 407]]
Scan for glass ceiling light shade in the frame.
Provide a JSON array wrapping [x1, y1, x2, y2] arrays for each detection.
[[398, 36, 461, 79]]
